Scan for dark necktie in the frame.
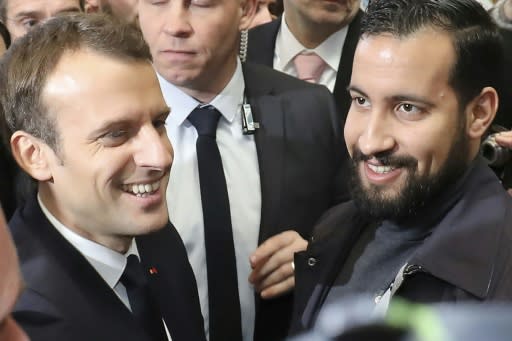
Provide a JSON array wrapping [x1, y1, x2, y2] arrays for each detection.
[[121, 254, 167, 341], [188, 105, 243, 341]]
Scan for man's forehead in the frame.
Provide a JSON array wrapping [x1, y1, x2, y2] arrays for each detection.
[[6, 0, 81, 16]]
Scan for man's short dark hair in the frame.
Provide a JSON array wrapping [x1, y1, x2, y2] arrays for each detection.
[[0, 13, 151, 151], [362, 0, 504, 108]]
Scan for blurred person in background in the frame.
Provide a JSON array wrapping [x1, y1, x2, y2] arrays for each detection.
[[84, 0, 138, 23], [0, 205, 29, 341], [0, 0, 82, 41], [247, 0, 363, 121], [250, 0, 276, 28]]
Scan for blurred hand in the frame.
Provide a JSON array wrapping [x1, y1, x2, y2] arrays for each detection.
[[494, 132, 512, 196], [248, 230, 308, 299], [495, 131, 512, 149]]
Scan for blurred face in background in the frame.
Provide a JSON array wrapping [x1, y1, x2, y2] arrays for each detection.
[[283, 0, 359, 47], [250, 0, 275, 28], [3, 0, 81, 41], [85, 0, 138, 23]]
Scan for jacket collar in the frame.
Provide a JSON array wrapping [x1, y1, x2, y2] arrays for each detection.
[[408, 158, 512, 298]]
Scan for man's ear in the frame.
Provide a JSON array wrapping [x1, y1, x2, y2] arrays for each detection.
[[10, 131, 53, 181], [239, 0, 258, 31], [84, 0, 101, 13], [466, 86, 498, 140]]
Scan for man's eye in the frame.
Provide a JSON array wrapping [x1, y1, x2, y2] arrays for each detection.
[[191, 0, 213, 7], [353, 96, 370, 107], [21, 18, 39, 29], [105, 130, 128, 139], [154, 119, 167, 130], [100, 130, 129, 147], [397, 103, 420, 114]]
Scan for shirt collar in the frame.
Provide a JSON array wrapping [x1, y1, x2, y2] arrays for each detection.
[[37, 194, 139, 289], [157, 58, 245, 126], [276, 14, 349, 72]]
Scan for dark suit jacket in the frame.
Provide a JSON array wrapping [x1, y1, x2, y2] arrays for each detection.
[[241, 62, 350, 341], [9, 195, 207, 341], [290, 160, 512, 335], [246, 10, 364, 121]]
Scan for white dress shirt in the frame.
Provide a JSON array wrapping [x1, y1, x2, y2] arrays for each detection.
[[274, 14, 349, 92], [158, 59, 261, 341]]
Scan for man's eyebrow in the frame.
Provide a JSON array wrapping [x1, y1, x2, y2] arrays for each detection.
[[347, 85, 369, 98], [348, 85, 436, 107], [390, 95, 435, 107], [11, 6, 81, 20], [55, 6, 82, 14], [11, 10, 43, 19], [88, 118, 135, 138], [153, 107, 171, 118]]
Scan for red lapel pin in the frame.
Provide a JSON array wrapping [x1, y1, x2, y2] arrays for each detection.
[[149, 266, 158, 275]]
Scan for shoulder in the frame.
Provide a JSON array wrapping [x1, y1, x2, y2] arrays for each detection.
[[243, 62, 333, 97], [248, 18, 281, 39]]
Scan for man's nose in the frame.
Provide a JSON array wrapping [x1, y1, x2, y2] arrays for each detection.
[[133, 127, 173, 172], [358, 111, 396, 157]]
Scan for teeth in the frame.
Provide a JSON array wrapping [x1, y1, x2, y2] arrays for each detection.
[[123, 180, 161, 195], [368, 164, 395, 174]]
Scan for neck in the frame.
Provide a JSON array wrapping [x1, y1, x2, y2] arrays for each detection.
[[284, 8, 357, 49], [178, 55, 238, 103]]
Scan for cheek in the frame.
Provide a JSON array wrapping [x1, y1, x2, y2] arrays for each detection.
[[406, 132, 450, 175], [344, 113, 363, 156]]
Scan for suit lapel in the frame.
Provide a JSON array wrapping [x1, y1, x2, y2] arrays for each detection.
[[242, 64, 286, 244], [137, 224, 207, 341], [332, 10, 363, 121]]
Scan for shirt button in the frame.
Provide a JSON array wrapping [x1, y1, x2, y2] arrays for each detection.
[[307, 257, 317, 267]]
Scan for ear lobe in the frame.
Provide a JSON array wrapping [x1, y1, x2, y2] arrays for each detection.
[[239, 0, 258, 31], [11, 131, 53, 182], [466, 87, 498, 140]]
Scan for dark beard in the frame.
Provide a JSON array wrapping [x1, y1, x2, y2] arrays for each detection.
[[349, 124, 469, 222]]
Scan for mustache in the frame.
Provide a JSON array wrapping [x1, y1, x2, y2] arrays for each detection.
[[352, 148, 418, 169]]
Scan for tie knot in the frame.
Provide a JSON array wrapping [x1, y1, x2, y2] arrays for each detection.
[[188, 105, 222, 137], [293, 51, 326, 83], [121, 254, 146, 289]]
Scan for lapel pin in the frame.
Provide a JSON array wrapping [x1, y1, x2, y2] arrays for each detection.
[[149, 266, 158, 275]]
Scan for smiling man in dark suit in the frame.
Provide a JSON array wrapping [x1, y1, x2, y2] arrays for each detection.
[[137, 0, 350, 340], [246, 0, 363, 121], [0, 13, 205, 341]]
